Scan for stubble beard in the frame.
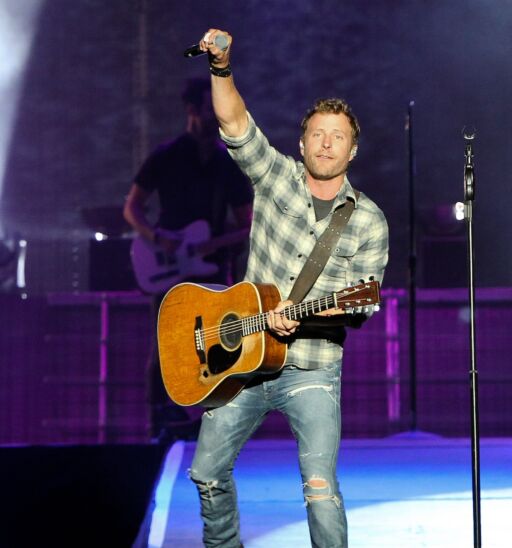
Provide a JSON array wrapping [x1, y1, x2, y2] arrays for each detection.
[[305, 154, 348, 182]]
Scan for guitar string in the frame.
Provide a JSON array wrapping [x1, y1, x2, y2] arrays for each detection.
[[197, 295, 337, 338], [199, 310, 293, 340], [199, 300, 373, 342], [197, 295, 371, 339], [201, 314, 268, 341], [194, 285, 376, 342], [194, 284, 373, 339], [199, 303, 376, 343]]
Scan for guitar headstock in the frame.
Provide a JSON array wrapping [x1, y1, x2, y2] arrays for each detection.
[[334, 280, 381, 312]]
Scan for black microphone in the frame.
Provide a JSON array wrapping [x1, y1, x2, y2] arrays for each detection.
[[184, 35, 229, 58]]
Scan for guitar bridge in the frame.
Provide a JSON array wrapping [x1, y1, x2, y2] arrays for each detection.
[[194, 316, 206, 364]]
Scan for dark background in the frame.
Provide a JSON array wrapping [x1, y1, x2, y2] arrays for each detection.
[[1, 0, 511, 292]]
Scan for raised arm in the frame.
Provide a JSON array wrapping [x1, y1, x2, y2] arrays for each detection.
[[199, 29, 248, 138]]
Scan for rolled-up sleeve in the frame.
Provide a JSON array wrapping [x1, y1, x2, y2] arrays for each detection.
[[219, 112, 287, 188]]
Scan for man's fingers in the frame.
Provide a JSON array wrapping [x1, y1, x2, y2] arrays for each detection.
[[198, 29, 232, 61], [267, 307, 298, 337], [199, 28, 216, 51], [274, 301, 299, 332]]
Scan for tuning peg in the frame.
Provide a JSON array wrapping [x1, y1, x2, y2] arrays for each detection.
[[358, 278, 365, 284], [369, 275, 375, 281], [373, 304, 380, 312]]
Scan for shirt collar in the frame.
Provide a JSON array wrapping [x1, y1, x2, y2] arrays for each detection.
[[337, 176, 358, 208], [297, 163, 358, 209]]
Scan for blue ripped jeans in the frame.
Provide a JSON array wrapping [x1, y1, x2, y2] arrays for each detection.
[[189, 362, 347, 548]]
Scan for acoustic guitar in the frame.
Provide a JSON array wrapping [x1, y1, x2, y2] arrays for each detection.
[[158, 280, 380, 407]]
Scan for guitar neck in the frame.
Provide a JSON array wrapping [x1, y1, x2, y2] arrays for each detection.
[[239, 281, 380, 337], [241, 294, 337, 337]]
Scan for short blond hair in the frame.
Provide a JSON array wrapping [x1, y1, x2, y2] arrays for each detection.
[[301, 98, 360, 144]]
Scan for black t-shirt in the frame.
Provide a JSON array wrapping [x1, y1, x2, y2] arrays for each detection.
[[135, 133, 252, 237]]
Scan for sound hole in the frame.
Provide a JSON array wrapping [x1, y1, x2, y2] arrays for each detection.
[[204, 313, 244, 376], [219, 313, 242, 349], [207, 344, 242, 375]]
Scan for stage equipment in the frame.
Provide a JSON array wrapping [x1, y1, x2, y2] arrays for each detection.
[[81, 206, 131, 237], [0, 233, 26, 294], [405, 101, 418, 431], [81, 206, 136, 291]]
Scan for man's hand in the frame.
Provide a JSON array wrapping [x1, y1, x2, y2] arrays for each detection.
[[267, 300, 300, 337], [199, 29, 231, 67]]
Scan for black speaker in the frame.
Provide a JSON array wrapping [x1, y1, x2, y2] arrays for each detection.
[[89, 238, 137, 291], [420, 237, 467, 288], [0, 444, 165, 548]]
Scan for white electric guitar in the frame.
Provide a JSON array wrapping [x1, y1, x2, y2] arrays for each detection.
[[130, 219, 249, 294]]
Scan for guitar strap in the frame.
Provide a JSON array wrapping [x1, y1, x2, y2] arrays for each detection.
[[288, 190, 360, 303]]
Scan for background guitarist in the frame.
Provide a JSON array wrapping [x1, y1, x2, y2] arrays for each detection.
[[187, 30, 389, 548], [123, 77, 253, 440]]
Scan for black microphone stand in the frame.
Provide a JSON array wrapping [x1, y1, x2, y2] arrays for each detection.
[[463, 130, 481, 548]]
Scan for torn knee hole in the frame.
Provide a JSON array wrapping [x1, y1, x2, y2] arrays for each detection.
[[305, 493, 341, 507], [189, 471, 218, 489], [306, 477, 328, 489], [189, 475, 219, 500], [195, 479, 218, 488], [306, 494, 331, 501]]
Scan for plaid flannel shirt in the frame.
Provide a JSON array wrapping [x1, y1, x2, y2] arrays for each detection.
[[221, 113, 389, 369]]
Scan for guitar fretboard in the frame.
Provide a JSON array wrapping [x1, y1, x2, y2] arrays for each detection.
[[241, 294, 337, 336]]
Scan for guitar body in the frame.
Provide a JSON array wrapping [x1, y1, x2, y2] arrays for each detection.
[[131, 220, 219, 294], [158, 281, 287, 407]]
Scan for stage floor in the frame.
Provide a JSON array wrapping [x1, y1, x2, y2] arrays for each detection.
[[142, 436, 512, 547]]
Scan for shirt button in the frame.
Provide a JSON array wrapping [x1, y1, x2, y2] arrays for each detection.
[[298, 254, 302, 258], [290, 276, 295, 281], [308, 203, 312, 207], [309, 230, 314, 235]]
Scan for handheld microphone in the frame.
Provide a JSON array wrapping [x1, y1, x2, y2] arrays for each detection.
[[184, 35, 229, 58]]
